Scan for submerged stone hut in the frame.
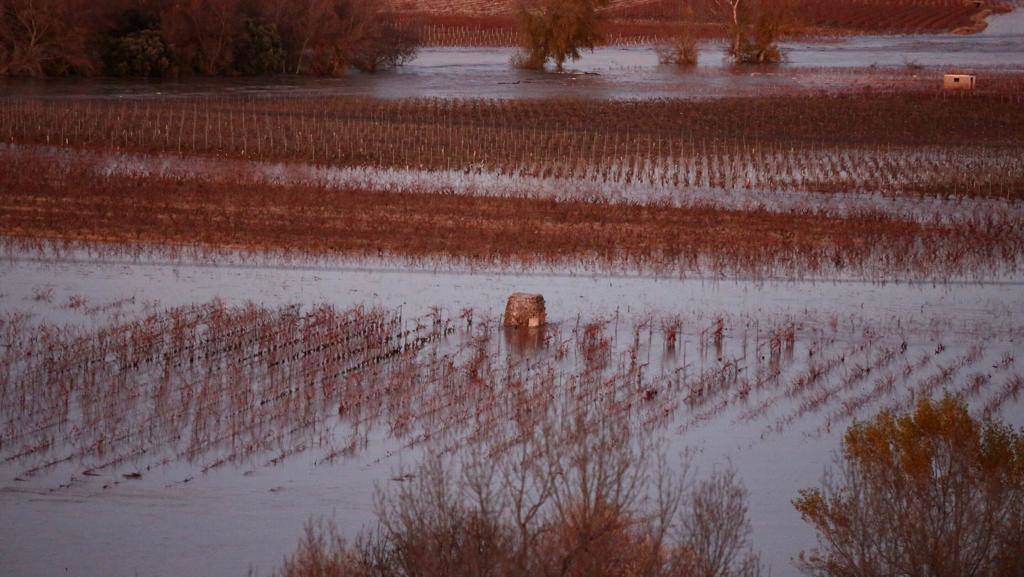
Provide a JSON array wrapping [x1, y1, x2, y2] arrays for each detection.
[[503, 293, 547, 328]]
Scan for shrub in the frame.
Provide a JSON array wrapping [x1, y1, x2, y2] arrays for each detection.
[[302, 1, 421, 76], [275, 412, 762, 576], [234, 18, 285, 76], [159, 0, 241, 75], [794, 395, 1024, 577], [721, 0, 799, 65], [512, 0, 610, 71], [105, 30, 175, 78], [655, 19, 700, 67], [349, 19, 420, 74]]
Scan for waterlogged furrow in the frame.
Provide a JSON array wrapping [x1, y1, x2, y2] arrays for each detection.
[[2, 303, 1020, 488]]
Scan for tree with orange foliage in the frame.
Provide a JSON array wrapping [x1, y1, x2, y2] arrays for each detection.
[[794, 395, 1024, 577]]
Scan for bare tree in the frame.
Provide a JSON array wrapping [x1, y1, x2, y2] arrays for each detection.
[[714, 0, 798, 64], [794, 395, 1024, 577], [266, 0, 339, 75], [275, 409, 763, 577], [259, 0, 417, 76], [0, 0, 95, 77], [715, 0, 744, 57], [347, 17, 419, 74], [674, 467, 762, 577], [160, 0, 241, 75]]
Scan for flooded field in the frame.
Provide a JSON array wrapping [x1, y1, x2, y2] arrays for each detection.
[[2, 3, 1023, 575], [1, 255, 1022, 576]]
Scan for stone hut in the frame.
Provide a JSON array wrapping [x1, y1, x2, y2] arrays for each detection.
[[943, 74, 976, 90], [503, 293, 546, 328]]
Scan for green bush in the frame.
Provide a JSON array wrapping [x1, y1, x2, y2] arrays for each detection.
[[104, 30, 175, 78], [234, 19, 285, 76]]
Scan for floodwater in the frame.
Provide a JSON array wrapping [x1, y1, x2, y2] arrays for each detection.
[[1, 10, 1022, 577], [1, 254, 1022, 577], [1, 9, 1021, 101]]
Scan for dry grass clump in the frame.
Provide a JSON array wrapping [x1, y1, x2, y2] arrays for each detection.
[[1, 151, 1018, 279], [275, 412, 762, 577]]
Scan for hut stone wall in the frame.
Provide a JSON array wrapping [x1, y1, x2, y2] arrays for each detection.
[[504, 293, 546, 328]]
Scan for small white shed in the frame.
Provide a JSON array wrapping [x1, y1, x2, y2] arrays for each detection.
[[943, 74, 976, 90]]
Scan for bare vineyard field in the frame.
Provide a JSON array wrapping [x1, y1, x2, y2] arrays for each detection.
[[2, 91, 1022, 201], [398, 0, 1000, 46], [1, 150, 1020, 280], [409, 15, 722, 47], [2, 298, 1021, 489]]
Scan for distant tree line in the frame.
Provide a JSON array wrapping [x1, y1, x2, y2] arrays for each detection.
[[0, 0, 420, 78], [513, 0, 800, 71]]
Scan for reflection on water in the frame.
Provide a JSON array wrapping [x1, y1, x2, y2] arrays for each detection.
[[503, 325, 549, 357]]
